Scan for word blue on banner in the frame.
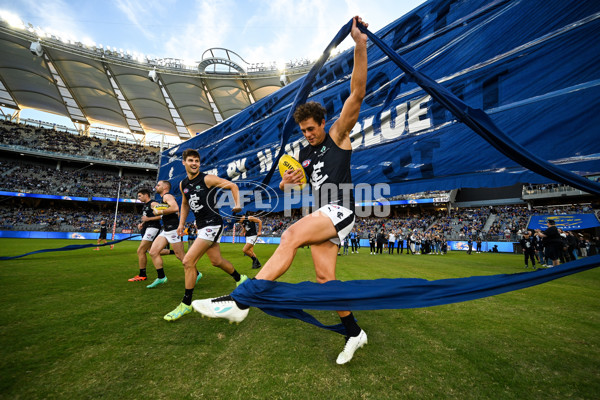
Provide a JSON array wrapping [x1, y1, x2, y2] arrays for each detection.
[[528, 214, 600, 231]]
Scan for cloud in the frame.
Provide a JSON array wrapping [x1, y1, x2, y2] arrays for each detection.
[[0, 0, 424, 64], [114, 0, 160, 41], [162, 0, 236, 62], [5, 0, 87, 42], [234, 0, 366, 63]]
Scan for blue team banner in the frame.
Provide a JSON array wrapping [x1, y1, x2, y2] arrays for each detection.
[[160, 0, 600, 209], [527, 214, 600, 231]]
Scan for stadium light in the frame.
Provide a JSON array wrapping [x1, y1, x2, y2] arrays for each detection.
[[279, 73, 290, 87], [29, 41, 43, 57], [148, 67, 158, 83]]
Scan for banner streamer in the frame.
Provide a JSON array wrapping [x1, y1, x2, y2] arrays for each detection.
[[232, 255, 600, 335]]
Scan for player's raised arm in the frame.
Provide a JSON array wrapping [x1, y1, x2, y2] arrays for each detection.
[[330, 16, 368, 148], [204, 174, 242, 213]]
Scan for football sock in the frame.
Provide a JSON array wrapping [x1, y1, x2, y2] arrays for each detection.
[[340, 313, 361, 337], [139, 268, 147, 278], [235, 299, 249, 310], [230, 270, 241, 282], [251, 256, 257, 261], [157, 268, 165, 279], [235, 278, 257, 309], [182, 288, 194, 306]]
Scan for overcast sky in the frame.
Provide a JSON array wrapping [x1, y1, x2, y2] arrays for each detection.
[[0, 0, 426, 139]]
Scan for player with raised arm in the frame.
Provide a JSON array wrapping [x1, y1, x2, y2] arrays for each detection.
[[193, 16, 369, 364], [163, 149, 247, 321]]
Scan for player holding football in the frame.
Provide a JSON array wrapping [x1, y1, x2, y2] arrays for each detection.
[[145, 180, 186, 288], [193, 16, 369, 364], [163, 148, 247, 321]]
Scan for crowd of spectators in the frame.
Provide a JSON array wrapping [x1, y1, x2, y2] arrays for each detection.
[[0, 159, 154, 199], [0, 202, 597, 243], [0, 204, 138, 233], [487, 204, 590, 241], [0, 120, 160, 164]]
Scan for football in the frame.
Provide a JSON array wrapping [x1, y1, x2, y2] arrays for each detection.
[[153, 203, 169, 211], [278, 154, 307, 190]]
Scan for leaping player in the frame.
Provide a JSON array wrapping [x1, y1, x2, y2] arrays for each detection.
[[192, 16, 369, 364]]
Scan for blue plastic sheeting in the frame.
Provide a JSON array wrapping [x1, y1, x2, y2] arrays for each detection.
[[528, 214, 600, 231], [231, 255, 600, 335], [159, 0, 600, 214]]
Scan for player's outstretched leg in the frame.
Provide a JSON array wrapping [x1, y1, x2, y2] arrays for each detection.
[[192, 294, 249, 324]]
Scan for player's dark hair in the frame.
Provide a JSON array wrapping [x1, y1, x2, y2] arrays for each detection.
[[548, 219, 556, 225], [138, 188, 152, 196], [182, 149, 200, 161], [294, 101, 326, 124]]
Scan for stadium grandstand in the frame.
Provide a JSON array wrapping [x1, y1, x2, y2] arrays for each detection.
[[0, 12, 313, 143], [0, 5, 599, 256]]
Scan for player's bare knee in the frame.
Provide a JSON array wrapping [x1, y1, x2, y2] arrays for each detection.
[[315, 273, 333, 284], [182, 257, 195, 270], [210, 258, 223, 268], [280, 229, 301, 249], [148, 248, 160, 258]]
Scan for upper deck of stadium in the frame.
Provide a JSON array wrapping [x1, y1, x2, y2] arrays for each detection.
[[0, 13, 315, 142]]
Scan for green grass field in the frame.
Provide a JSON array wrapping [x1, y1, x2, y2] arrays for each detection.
[[1, 238, 599, 399]]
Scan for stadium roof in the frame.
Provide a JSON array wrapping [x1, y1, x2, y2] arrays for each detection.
[[0, 19, 311, 141]]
